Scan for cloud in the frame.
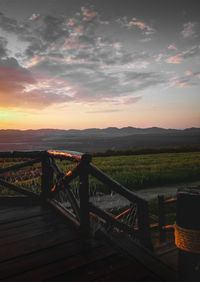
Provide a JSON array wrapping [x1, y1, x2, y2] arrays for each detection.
[[86, 109, 120, 113], [181, 22, 196, 38], [66, 18, 77, 26], [185, 71, 193, 76], [120, 96, 142, 104], [29, 14, 40, 21], [0, 37, 8, 58], [81, 7, 97, 21], [0, 57, 73, 109], [0, 8, 166, 110], [156, 53, 164, 62], [166, 55, 184, 64], [168, 44, 177, 50], [128, 18, 154, 35], [117, 17, 155, 35], [166, 46, 200, 64], [171, 77, 191, 88]]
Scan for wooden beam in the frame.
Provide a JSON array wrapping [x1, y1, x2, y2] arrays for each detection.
[[41, 156, 54, 199], [0, 178, 39, 198], [89, 202, 135, 236], [0, 151, 45, 158], [47, 199, 80, 228], [47, 150, 92, 163], [164, 197, 177, 204], [48, 157, 64, 178], [89, 164, 145, 203], [158, 195, 166, 243], [137, 198, 153, 250], [0, 158, 41, 174], [62, 184, 80, 220], [79, 162, 90, 236]]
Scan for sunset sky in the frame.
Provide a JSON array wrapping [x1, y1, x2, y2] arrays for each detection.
[[0, 0, 199, 130]]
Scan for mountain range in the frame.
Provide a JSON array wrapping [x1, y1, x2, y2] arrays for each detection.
[[0, 127, 200, 152]]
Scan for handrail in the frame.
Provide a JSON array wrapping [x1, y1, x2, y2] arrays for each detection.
[[0, 150, 153, 249], [47, 150, 91, 163], [89, 163, 146, 203]]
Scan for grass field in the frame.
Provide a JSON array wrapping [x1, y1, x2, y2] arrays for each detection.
[[0, 151, 200, 195], [91, 152, 200, 191]]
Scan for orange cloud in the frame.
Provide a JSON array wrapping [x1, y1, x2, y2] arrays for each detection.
[[128, 18, 154, 35], [81, 7, 97, 21], [166, 55, 184, 64], [185, 71, 193, 76], [26, 55, 46, 68], [74, 25, 83, 35], [66, 18, 77, 26]]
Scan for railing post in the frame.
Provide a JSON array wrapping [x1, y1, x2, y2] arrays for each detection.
[[41, 154, 54, 199], [158, 195, 166, 242], [175, 188, 200, 282], [79, 160, 90, 236], [137, 199, 153, 250]]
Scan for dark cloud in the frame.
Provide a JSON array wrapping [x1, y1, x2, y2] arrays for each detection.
[[40, 15, 69, 43], [0, 37, 8, 58]]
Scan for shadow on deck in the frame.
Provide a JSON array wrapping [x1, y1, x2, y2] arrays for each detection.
[[0, 197, 177, 282]]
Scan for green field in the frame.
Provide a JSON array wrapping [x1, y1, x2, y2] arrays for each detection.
[[92, 152, 200, 191], [0, 151, 200, 195]]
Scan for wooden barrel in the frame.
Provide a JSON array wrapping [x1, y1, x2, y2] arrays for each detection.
[[175, 188, 200, 282]]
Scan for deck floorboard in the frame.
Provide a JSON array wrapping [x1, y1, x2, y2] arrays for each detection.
[[0, 198, 177, 281]]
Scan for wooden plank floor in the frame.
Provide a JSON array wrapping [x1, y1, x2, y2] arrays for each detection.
[[0, 198, 175, 281]]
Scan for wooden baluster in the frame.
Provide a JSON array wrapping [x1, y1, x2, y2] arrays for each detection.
[[41, 155, 54, 199], [137, 198, 153, 250], [158, 195, 166, 242], [79, 160, 90, 236]]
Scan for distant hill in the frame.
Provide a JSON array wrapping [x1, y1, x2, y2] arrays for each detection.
[[0, 127, 200, 152]]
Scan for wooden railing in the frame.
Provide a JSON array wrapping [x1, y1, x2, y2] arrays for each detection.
[[147, 195, 176, 245], [0, 150, 152, 250]]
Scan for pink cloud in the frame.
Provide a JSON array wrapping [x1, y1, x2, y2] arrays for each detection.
[[66, 18, 77, 26], [171, 78, 191, 88], [196, 73, 200, 79], [156, 54, 163, 62], [113, 43, 121, 50], [181, 22, 196, 38], [166, 55, 184, 64], [62, 37, 85, 50], [74, 25, 83, 35], [140, 61, 149, 68], [0, 66, 73, 109], [168, 44, 177, 50], [121, 96, 142, 104], [185, 71, 193, 76], [26, 55, 46, 68], [29, 13, 40, 21], [81, 7, 97, 21]]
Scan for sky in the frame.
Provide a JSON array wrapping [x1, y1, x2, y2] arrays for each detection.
[[0, 0, 200, 130]]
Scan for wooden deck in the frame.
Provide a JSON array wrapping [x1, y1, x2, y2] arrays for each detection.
[[0, 198, 177, 282]]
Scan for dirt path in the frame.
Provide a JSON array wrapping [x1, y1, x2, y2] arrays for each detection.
[[137, 180, 200, 200], [90, 181, 200, 209]]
